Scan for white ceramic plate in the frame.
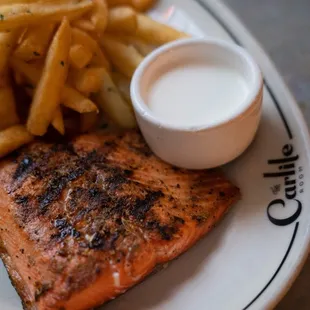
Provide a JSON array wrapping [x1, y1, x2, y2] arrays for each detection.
[[1, 0, 310, 309]]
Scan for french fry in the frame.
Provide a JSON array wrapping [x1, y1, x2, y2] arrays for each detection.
[[94, 68, 136, 128], [0, 0, 174, 159], [27, 18, 71, 136], [116, 34, 154, 56], [39, 0, 80, 4], [107, 0, 156, 11], [106, 0, 129, 6], [27, 58, 45, 69], [72, 28, 110, 69], [0, 85, 19, 130], [111, 71, 131, 104], [72, 27, 97, 50], [10, 57, 40, 85], [90, 0, 108, 32], [107, 6, 137, 34], [63, 113, 80, 136], [0, 29, 19, 130], [131, 0, 156, 11], [61, 87, 99, 113], [24, 85, 34, 97], [13, 24, 55, 62], [51, 106, 65, 135], [17, 28, 27, 44], [136, 14, 189, 45], [91, 46, 110, 69], [13, 71, 25, 85], [100, 35, 143, 78], [70, 67, 104, 95], [1, 0, 37, 4], [69, 44, 92, 69], [0, 30, 18, 74], [0, 125, 33, 158], [0, 1, 93, 31], [72, 19, 95, 32], [80, 111, 98, 132], [10, 57, 99, 113]]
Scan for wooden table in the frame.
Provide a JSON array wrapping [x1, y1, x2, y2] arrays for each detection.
[[224, 0, 310, 308]]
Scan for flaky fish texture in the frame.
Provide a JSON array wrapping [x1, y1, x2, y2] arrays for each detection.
[[0, 130, 240, 310]]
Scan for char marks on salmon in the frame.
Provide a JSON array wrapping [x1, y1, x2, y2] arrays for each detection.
[[0, 130, 240, 310]]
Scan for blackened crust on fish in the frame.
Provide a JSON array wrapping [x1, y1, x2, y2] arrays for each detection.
[[8, 143, 81, 193], [52, 218, 81, 242], [13, 156, 33, 180], [0, 130, 241, 308], [129, 144, 153, 157], [14, 195, 29, 206], [50, 143, 76, 156], [37, 160, 88, 213], [6, 131, 240, 249], [6, 134, 170, 253], [131, 191, 164, 220], [128, 132, 153, 157]]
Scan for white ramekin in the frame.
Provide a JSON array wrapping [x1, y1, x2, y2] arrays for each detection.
[[130, 38, 263, 169]]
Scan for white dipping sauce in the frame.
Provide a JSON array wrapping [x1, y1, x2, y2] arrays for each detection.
[[147, 62, 249, 127]]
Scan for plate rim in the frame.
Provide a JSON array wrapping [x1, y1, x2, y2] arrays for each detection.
[[195, 0, 310, 309], [0, 1, 310, 309]]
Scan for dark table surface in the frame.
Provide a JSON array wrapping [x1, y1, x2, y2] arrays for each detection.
[[224, 1, 310, 309]]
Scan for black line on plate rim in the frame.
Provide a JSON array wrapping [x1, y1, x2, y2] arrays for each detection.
[[242, 222, 299, 310], [264, 81, 293, 140], [194, 0, 298, 308], [195, 0, 293, 140]]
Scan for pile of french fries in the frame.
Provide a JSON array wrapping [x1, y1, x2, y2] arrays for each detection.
[[0, 0, 188, 158]]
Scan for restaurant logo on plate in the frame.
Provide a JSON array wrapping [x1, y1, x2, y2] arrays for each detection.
[[263, 144, 303, 226]]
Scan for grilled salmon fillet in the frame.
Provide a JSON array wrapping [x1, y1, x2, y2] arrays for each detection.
[[0, 130, 240, 310]]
